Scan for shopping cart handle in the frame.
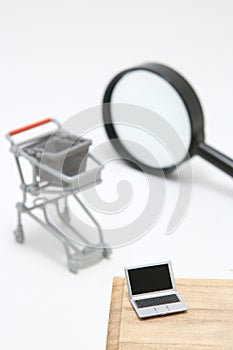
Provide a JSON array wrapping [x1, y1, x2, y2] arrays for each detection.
[[8, 118, 53, 136]]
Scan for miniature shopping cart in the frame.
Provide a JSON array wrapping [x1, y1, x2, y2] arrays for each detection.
[[6, 118, 111, 273]]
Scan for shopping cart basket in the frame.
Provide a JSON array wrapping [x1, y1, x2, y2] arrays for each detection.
[[6, 118, 111, 273]]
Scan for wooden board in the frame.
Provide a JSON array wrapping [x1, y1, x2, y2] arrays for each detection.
[[106, 277, 233, 350]]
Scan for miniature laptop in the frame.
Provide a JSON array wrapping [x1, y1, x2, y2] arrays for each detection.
[[125, 261, 187, 318]]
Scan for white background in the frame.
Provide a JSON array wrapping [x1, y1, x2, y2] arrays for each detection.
[[1, 1, 233, 349]]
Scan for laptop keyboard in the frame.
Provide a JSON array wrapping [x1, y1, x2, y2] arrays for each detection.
[[135, 294, 180, 308]]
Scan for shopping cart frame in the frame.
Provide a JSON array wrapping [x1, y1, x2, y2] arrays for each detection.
[[6, 118, 111, 273]]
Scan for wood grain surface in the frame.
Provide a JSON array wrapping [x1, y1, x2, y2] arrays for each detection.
[[106, 277, 233, 350]]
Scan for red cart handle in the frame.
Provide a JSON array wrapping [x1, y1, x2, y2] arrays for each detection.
[[8, 118, 52, 136]]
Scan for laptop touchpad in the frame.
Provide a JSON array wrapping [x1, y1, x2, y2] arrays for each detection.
[[155, 305, 168, 314]]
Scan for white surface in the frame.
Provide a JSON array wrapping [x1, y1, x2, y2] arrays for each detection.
[[1, 1, 233, 349]]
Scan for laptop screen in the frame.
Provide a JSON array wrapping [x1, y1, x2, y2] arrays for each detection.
[[128, 263, 173, 295]]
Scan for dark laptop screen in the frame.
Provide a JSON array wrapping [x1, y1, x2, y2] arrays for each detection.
[[128, 264, 173, 295]]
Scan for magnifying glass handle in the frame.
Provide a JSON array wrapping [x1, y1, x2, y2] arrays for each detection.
[[196, 142, 233, 177]]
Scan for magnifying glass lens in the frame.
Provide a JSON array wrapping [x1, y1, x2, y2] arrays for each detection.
[[110, 70, 192, 169]]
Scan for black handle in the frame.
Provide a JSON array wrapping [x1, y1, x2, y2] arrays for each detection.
[[196, 142, 233, 177]]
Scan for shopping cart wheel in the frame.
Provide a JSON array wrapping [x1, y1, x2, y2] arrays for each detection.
[[103, 246, 112, 258], [68, 259, 78, 274], [14, 227, 24, 244]]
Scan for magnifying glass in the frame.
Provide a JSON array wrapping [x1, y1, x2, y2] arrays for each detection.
[[103, 63, 233, 177]]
